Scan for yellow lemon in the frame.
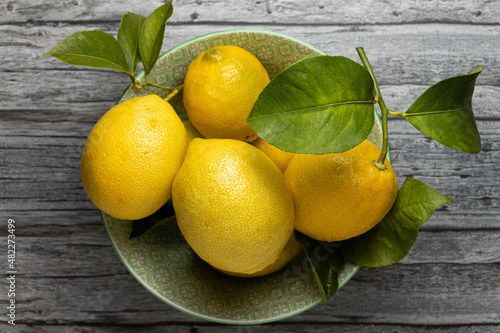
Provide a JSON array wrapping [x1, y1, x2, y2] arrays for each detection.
[[80, 94, 188, 220], [251, 137, 296, 173], [182, 119, 204, 142], [172, 138, 294, 274], [217, 233, 302, 278], [284, 140, 398, 242], [183, 45, 270, 142]]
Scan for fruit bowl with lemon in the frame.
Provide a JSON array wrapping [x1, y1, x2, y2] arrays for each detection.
[[39, 0, 487, 323], [96, 30, 385, 324], [44, 1, 481, 325]]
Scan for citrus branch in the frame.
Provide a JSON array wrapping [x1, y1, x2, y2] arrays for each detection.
[[145, 75, 176, 91], [389, 108, 470, 117], [388, 110, 406, 117], [130, 74, 183, 97], [164, 84, 183, 102], [356, 47, 389, 171]]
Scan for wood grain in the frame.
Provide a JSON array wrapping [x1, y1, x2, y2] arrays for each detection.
[[5, 263, 500, 325], [1, 0, 499, 331], [1, 0, 499, 24], [5, 325, 500, 333], [2, 119, 498, 229], [3, 23, 498, 83]]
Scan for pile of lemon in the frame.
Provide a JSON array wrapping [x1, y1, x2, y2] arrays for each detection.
[[80, 46, 398, 277]]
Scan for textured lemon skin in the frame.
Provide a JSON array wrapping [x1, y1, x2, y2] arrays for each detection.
[[284, 140, 398, 242], [183, 46, 270, 142], [251, 137, 296, 173], [172, 138, 295, 274], [80, 95, 188, 220], [182, 119, 204, 142], [217, 233, 302, 278]]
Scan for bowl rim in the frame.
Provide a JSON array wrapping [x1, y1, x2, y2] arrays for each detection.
[[104, 28, 368, 325], [116, 28, 325, 105]]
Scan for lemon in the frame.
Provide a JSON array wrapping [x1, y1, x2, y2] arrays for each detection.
[[172, 138, 295, 274], [80, 94, 188, 220], [251, 137, 296, 173], [182, 119, 204, 142], [183, 45, 270, 142], [217, 233, 302, 278], [284, 140, 398, 242]]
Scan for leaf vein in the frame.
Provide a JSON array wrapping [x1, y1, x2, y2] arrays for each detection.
[[249, 100, 374, 120], [405, 106, 471, 117], [48, 53, 128, 72]]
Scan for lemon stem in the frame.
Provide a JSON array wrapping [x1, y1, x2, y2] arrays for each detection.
[[129, 74, 183, 96], [145, 75, 176, 91], [126, 73, 142, 89], [356, 47, 389, 171], [164, 84, 184, 102]]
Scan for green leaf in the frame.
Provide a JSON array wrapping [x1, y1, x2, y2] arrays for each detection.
[[405, 66, 483, 154], [139, 2, 174, 75], [118, 12, 147, 74], [43, 30, 130, 73], [129, 203, 176, 239], [341, 178, 453, 267], [248, 55, 375, 154], [295, 231, 345, 305]]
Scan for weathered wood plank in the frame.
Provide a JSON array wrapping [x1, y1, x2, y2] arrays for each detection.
[[1, 104, 498, 139], [1, 23, 498, 86], [1, 174, 498, 229], [0, 70, 130, 113], [1, 0, 499, 25], [4, 324, 500, 333], [1, 0, 498, 330], [387, 120, 500, 230], [2, 79, 498, 124], [2, 118, 498, 229], [1, 263, 498, 326], [192, 324, 500, 333], [1, 74, 498, 120], [1, 122, 498, 229], [8, 229, 500, 282], [0, 209, 102, 226]]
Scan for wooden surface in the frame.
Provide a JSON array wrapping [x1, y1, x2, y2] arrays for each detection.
[[1, 0, 499, 332]]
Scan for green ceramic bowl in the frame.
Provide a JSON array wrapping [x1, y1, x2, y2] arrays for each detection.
[[102, 29, 383, 324]]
